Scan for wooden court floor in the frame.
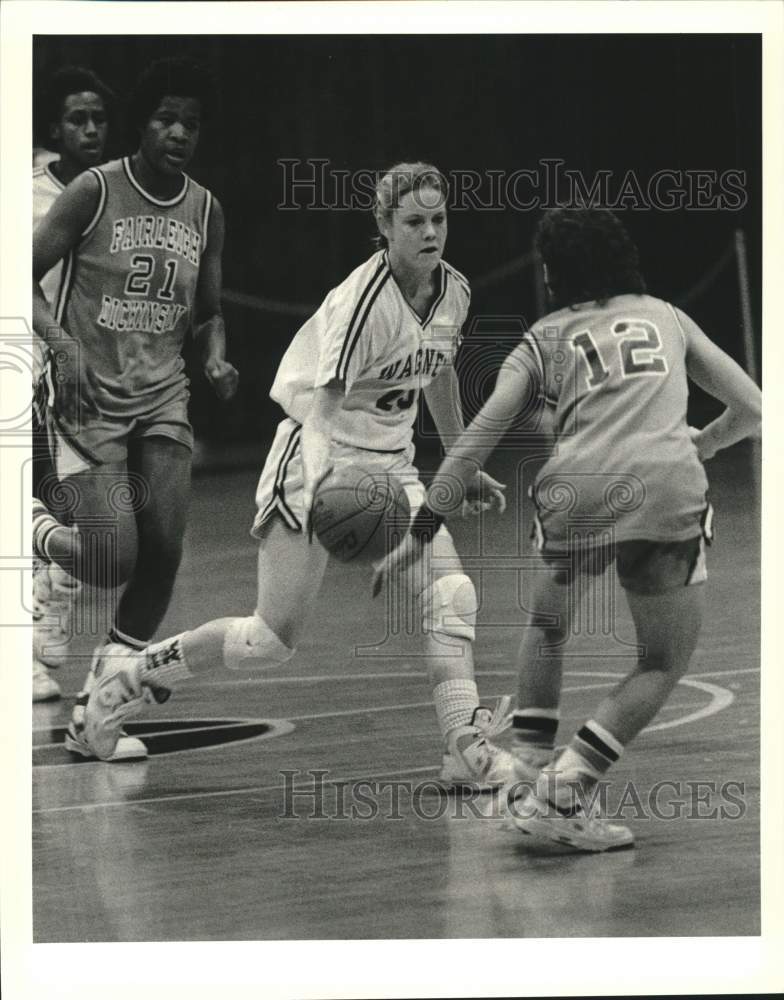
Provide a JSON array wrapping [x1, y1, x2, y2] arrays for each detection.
[[32, 448, 760, 941]]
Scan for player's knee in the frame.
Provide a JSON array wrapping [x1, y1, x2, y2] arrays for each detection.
[[223, 613, 296, 672], [420, 573, 478, 642]]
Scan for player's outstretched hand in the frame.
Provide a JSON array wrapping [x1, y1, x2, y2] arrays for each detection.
[[372, 532, 422, 598], [462, 470, 507, 517], [204, 358, 239, 400]]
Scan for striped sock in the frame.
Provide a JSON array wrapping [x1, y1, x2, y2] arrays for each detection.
[[433, 678, 479, 740], [541, 720, 624, 809], [512, 708, 559, 749], [571, 720, 624, 775], [512, 708, 559, 768]]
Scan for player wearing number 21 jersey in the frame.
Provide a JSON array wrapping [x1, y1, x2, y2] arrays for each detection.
[[32, 58, 238, 763], [55, 156, 212, 433]]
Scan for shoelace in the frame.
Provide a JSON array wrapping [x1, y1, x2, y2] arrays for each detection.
[[473, 695, 513, 740]]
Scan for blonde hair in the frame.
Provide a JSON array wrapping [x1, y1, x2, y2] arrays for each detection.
[[373, 161, 448, 248]]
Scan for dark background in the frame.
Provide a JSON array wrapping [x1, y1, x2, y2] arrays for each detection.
[[34, 34, 762, 457]]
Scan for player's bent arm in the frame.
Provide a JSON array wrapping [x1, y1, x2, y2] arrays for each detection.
[[424, 362, 465, 450], [429, 356, 534, 503], [33, 172, 101, 344], [33, 174, 100, 424], [683, 314, 762, 460], [194, 199, 225, 352], [194, 200, 237, 400], [300, 380, 346, 514]]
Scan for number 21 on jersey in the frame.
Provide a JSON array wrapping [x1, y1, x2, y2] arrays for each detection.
[[124, 254, 179, 300], [572, 319, 668, 390]]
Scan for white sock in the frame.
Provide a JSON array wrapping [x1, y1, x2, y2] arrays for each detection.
[[433, 678, 479, 740], [145, 634, 194, 687]]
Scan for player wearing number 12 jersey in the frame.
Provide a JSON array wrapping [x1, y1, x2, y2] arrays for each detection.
[[527, 293, 710, 548], [32, 58, 238, 760], [79, 163, 518, 791], [390, 207, 761, 851]]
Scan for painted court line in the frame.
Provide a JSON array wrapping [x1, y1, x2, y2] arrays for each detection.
[[33, 681, 618, 736], [33, 672, 739, 814], [53, 665, 759, 699], [34, 765, 443, 815]]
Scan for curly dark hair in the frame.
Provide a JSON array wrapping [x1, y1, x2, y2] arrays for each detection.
[[129, 57, 212, 131], [535, 207, 646, 310], [42, 65, 115, 129]]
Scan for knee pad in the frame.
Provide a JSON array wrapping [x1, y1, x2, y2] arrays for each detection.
[[421, 573, 478, 642], [223, 614, 295, 672]]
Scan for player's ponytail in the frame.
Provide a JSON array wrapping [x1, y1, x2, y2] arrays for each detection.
[[373, 161, 448, 249]]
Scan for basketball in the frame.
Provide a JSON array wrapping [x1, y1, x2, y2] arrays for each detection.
[[311, 468, 411, 563]]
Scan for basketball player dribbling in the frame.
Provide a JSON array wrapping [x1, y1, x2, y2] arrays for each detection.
[[379, 207, 762, 851], [32, 57, 238, 758], [75, 162, 517, 790]]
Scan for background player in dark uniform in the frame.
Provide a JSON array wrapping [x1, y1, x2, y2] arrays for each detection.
[[378, 207, 762, 851], [32, 57, 238, 756], [32, 66, 114, 703]]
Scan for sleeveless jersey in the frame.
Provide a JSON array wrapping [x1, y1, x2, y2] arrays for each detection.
[[56, 157, 212, 419], [33, 164, 67, 380], [518, 294, 708, 545], [271, 250, 470, 451]]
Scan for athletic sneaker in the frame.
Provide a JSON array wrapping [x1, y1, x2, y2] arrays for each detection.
[[506, 784, 634, 852], [65, 645, 148, 762], [33, 561, 81, 670], [439, 698, 517, 791], [497, 746, 554, 828], [33, 657, 61, 702]]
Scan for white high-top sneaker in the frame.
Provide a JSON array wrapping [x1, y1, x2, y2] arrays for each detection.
[[439, 697, 517, 791], [65, 644, 149, 761]]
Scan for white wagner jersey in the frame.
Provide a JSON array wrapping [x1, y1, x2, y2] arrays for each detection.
[[270, 250, 471, 451]]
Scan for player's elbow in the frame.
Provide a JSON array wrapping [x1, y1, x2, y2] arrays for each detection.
[[748, 401, 762, 439], [743, 388, 762, 435]]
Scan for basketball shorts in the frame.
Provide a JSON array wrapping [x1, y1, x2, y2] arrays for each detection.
[[252, 417, 427, 538], [532, 504, 714, 594], [48, 387, 193, 480]]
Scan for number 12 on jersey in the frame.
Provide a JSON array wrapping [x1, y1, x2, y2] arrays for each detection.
[[572, 319, 669, 390]]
